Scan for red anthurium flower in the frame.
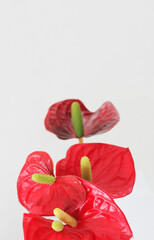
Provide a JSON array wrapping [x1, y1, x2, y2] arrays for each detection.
[[23, 178, 133, 240], [56, 143, 136, 198], [44, 99, 120, 140], [23, 213, 94, 240], [17, 151, 86, 216]]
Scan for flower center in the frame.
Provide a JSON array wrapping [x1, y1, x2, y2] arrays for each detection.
[[53, 208, 78, 228], [32, 173, 56, 185], [52, 220, 64, 232], [80, 156, 92, 182], [71, 102, 84, 140]]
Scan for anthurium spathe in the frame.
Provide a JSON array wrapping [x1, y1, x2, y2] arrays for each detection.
[[17, 151, 86, 216], [23, 178, 133, 240], [23, 214, 94, 240], [56, 143, 136, 198], [44, 99, 120, 141]]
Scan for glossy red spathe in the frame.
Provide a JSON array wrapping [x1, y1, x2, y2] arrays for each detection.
[[44, 99, 120, 140], [75, 178, 133, 240], [23, 178, 133, 240], [23, 214, 94, 240], [56, 143, 136, 198], [17, 151, 86, 216]]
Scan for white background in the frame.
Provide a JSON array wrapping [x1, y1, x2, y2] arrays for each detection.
[[0, 1, 154, 239]]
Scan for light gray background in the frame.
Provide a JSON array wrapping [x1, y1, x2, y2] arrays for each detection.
[[0, 1, 154, 239]]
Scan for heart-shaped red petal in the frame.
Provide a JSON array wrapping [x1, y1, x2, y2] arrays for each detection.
[[45, 99, 119, 139], [74, 178, 133, 240], [17, 152, 86, 215], [23, 214, 94, 240], [56, 143, 135, 198]]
